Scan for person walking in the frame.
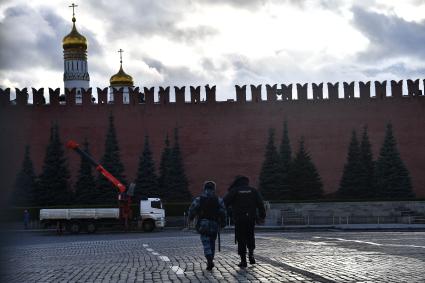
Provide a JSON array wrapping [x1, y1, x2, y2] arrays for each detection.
[[188, 181, 226, 271], [23, 209, 30, 229], [224, 175, 266, 268]]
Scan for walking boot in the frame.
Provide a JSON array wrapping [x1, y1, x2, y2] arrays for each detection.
[[238, 255, 247, 268], [206, 255, 214, 271], [248, 251, 256, 264]]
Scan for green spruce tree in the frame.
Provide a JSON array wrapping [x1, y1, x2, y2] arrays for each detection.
[[97, 113, 127, 204], [338, 130, 363, 199], [259, 129, 282, 200], [158, 134, 172, 200], [375, 123, 414, 199], [74, 139, 97, 205], [288, 137, 323, 200], [11, 145, 36, 206], [278, 121, 292, 199], [134, 135, 159, 200], [167, 128, 192, 201], [359, 126, 376, 198], [36, 123, 72, 206]]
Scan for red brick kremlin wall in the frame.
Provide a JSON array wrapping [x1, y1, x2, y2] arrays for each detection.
[[1, 81, 424, 200]]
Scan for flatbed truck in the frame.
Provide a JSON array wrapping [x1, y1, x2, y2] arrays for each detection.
[[40, 198, 165, 233], [39, 140, 165, 233]]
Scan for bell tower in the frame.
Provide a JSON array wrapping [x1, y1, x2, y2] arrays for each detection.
[[62, 3, 90, 103]]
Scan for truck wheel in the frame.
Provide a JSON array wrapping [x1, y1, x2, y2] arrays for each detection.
[[86, 222, 97, 234], [68, 222, 81, 234], [142, 220, 155, 232]]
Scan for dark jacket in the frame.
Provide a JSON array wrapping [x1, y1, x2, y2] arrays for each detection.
[[224, 177, 266, 221]]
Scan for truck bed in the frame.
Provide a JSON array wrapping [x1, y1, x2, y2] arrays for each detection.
[[40, 208, 120, 220]]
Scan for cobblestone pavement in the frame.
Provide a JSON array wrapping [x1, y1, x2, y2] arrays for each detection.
[[1, 230, 424, 282]]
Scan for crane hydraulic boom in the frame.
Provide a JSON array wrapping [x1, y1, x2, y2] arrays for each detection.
[[66, 140, 132, 227]]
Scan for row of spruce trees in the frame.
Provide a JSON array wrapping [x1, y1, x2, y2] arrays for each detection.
[[11, 114, 192, 207], [258, 122, 323, 200], [338, 124, 414, 199], [258, 122, 415, 201]]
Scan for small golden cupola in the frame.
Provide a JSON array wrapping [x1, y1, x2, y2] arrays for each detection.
[[62, 16, 87, 50], [110, 49, 134, 87]]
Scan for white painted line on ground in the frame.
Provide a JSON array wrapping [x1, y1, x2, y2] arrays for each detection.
[[314, 237, 425, 248], [143, 245, 184, 275], [382, 238, 425, 241], [314, 237, 381, 246], [159, 256, 170, 262], [171, 266, 185, 275]]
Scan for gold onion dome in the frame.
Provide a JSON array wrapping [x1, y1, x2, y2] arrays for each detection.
[[110, 65, 134, 86], [62, 17, 87, 50]]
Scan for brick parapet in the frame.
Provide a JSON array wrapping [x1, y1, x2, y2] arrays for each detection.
[[1, 79, 424, 107]]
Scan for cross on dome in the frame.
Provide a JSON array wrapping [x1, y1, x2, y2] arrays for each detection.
[[69, 3, 78, 22], [118, 49, 124, 66]]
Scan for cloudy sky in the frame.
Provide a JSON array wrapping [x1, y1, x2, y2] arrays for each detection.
[[1, 0, 425, 101]]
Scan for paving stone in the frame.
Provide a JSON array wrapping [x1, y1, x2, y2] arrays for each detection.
[[1, 231, 425, 282]]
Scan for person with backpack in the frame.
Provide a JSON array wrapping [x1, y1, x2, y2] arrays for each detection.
[[188, 181, 226, 271], [224, 175, 266, 268]]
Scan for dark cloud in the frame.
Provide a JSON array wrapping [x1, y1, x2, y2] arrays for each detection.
[[142, 55, 208, 86], [0, 4, 102, 72], [168, 25, 217, 43], [363, 63, 425, 78], [0, 5, 61, 70], [200, 58, 216, 71], [269, 0, 345, 10], [197, 0, 335, 10], [84, 0, 216, 43], [227, 54, 288, 84], [352, 6, 425, 60], [142, 57, 165, 73], [198, 0, 266, 8], [161, 66, 205, 85], [195, 0, 342, 10]]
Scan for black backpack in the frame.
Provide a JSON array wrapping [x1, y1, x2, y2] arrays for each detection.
[[199, 195, 219, 221]]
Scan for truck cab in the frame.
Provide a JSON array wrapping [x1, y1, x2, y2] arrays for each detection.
[[139, 198, 165, 232]]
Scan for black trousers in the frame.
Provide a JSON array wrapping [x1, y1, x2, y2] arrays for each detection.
[[235, 214, 255, 256]]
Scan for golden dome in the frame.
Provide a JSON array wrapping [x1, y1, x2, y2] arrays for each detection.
[[110, 65, 134, 86], [62, 17, 87, 50]]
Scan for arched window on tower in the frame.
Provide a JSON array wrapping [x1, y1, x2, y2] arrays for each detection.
[[124, 88, 129, 104], [76, 89, 82, 104]]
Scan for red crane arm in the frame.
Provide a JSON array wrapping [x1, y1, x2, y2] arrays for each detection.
[[66, 140, 126, 193], [95, 165, 126, 193]]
